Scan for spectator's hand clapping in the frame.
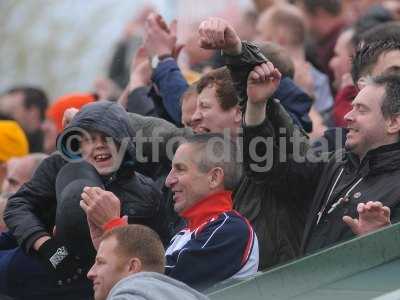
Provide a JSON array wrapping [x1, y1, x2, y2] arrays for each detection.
[[198, 17, 242, 55], [128, 46, 152, 92], [80, 187, 121, 227], [343, 201, 391, 236], [143, 13, 183, 58]]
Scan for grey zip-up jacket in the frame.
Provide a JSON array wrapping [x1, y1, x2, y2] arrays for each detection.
[[107, 272, 210, 300]]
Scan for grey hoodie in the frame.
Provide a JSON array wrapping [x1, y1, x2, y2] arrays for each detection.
[[107, 272, 210, 300]]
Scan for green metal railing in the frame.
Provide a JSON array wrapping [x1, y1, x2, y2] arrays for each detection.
[[208, 223, 400, 300]]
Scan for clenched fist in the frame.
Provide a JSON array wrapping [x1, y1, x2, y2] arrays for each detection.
[[198, 17, 242, 55], [247, 62, 281, 105]]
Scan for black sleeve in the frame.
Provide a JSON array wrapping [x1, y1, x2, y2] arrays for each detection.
[[108, 41, 130, 88], [4, 154, 64, 253], [223, 42, 268, 110], [126, 86, 157, 117], [242, 105, 325, 207]]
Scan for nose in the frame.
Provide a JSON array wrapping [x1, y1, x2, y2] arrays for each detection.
[[93, 135, 106, 149], [87, 264, 96, 280], [191, 109, 202, 123], [165, 169, 177, 188], [344, 109, 354, 123], [190, 110, 203, 131]]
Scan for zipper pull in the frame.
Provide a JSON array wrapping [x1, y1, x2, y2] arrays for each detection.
[[316, 211, 323, 225], [327, 197, 343, 214]]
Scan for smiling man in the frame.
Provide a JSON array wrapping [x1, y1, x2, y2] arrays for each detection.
[[86, 133, 259, 290], [244, 66, 400, 254], [164, 134, 259, 289], [344, 82, 394, 158], [190, 68, 242, 137]]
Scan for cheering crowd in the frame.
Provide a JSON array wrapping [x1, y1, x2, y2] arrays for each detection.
[[0, 0, 400, 299]]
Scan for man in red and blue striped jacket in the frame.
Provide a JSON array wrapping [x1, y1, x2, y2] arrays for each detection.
[[163, 133, 258, 290], [83, 133, 259, 291]]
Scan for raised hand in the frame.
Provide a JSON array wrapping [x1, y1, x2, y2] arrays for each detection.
[[343, 201, 391, 236], [128, 46, 152, 91], [247, 62, 281, 105], [198, 17, 242, 55], [80, 187, 121, 227], [245, 62, 281, 126], [143, 13, 182, 58], [169, 20, 185, 59]]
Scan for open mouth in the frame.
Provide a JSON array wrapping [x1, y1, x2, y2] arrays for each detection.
[[347, 127, 359, 133], [195, 127, 210, 134], [94, 153, 112, 163], [173, 191, 182, 201]]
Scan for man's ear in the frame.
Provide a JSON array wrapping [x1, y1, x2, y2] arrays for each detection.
[[386, 114, 400, 135], [127, 257, 142, 274], [233, 105, 242, 124], [208, 167, 224, 189]]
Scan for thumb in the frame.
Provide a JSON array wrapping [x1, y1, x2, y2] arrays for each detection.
[[170, 19, 178, 36], [173, 43, 185, 59], [132, 46, 148, 69], [343, 215, 359, 234], [122, 215, 129, 223], [271, 68, 282, 82]]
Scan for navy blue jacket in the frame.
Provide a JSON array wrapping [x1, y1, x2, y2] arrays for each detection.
[[127, 58, 188, 127]]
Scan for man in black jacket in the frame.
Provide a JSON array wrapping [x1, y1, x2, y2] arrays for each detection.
[[242, 62, 400, 254], [196, 17, 310, 270], [2, 101, 165, 299]]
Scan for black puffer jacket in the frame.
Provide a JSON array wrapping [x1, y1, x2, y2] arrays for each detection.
[[4, 101, 167, 254]]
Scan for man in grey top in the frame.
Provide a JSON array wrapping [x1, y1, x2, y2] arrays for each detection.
[[87, 224, 209, 300]]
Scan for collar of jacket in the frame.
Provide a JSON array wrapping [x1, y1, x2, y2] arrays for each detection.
[[345, 141, 400, 176], [181, 191, 233, 232], [102, 159, 136, 188]]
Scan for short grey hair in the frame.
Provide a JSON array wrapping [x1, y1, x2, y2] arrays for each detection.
[[183, 133, 242, 190]]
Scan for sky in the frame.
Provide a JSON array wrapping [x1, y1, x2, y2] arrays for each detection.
[[0, 0, 251, 100]]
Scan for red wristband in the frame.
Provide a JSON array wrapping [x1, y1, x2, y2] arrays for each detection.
[[103, 217, 128, 232]]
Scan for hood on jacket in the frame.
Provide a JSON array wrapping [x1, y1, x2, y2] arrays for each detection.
[[107, 272, 209, 300], [56, 101, 136, 164]]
